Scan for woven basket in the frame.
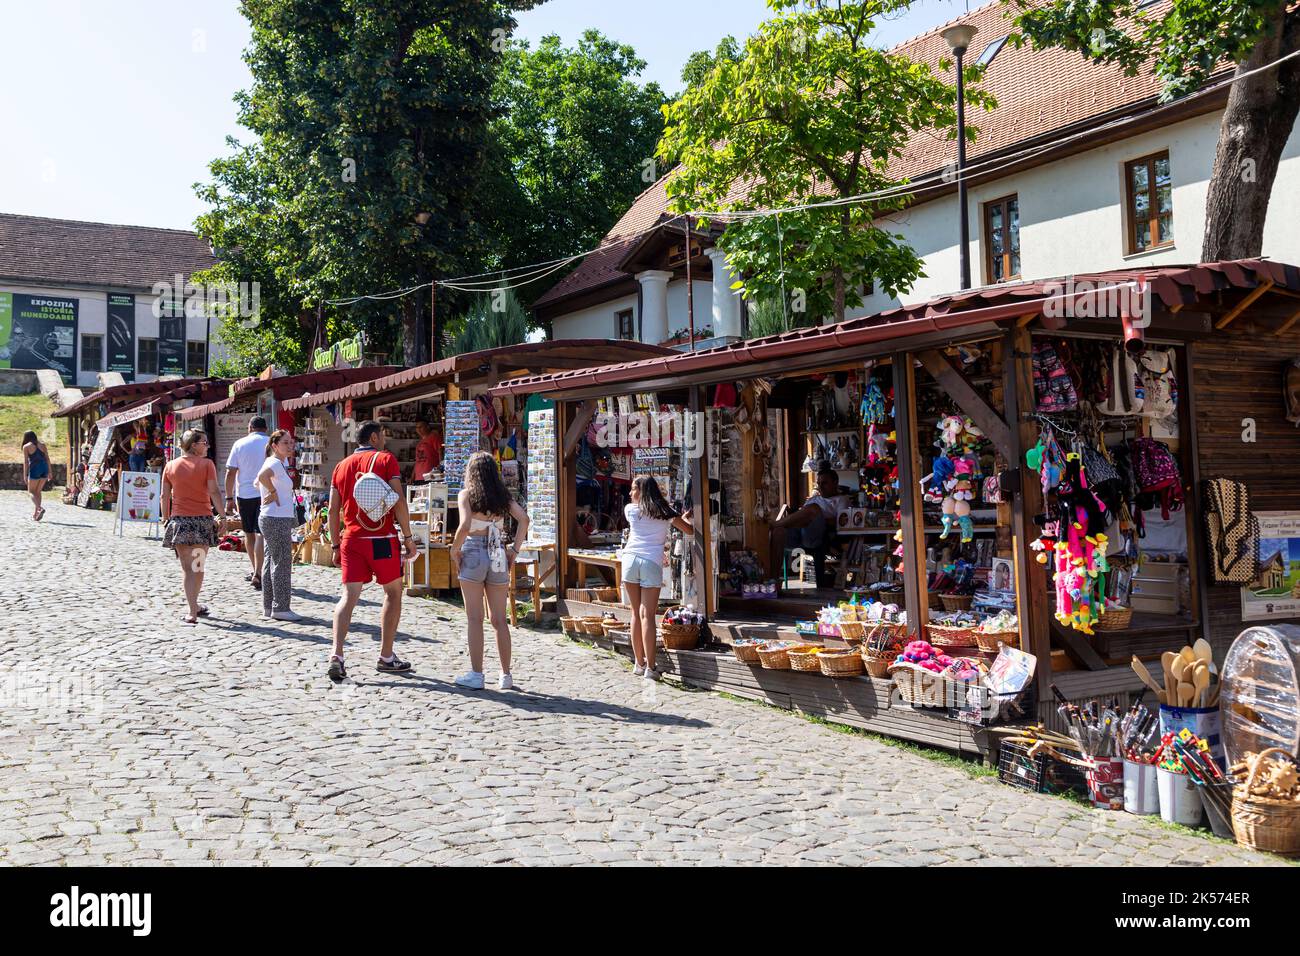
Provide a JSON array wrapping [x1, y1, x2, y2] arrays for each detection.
[[839, 621, 866, 642], [577, 617, 605, 636], [757, 643, 794, 670], [940, 594, 974, 612], [594, 587, 621, 603], [559, 616, 579, 635], [888, 661, 980, 708], [927, 624, 975, 647], [862, 648, 899, 679], [975, 629, 1020, 653], [661, 620, 700, 650], [565, 588, 594, 602], [788, 645, 825, 672], [927, 589, 944, 610], [732, 641, 763, 664], [601, 620, 629, 639], [1232, 748, 1300, 857], [1094, 606, 1133, 631], [819, 650, 865, 678]]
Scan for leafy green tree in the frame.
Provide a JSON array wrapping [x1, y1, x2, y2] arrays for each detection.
[[445, 288, 532, 356], [659, 0, 993, 324], [196, 0, 537, 370], [679, 35, 742, 93], [483, 31, 667, 319], [1010, 0, 1300, 259]]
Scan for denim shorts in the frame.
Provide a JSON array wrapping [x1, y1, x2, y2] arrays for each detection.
[[621, 554, 664, 588], [458, 536, 509, 585]]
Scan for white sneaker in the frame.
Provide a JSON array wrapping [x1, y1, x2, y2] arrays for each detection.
[[632, 663, 646, 677], [498, 672, 513, 690], [271, 610, 303, 622], [644, 668, 662, 682], [455, 671, 485, 690]]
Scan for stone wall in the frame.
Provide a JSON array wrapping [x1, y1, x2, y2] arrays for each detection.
[[0, 369, 41, 395], [0, 463, 66, 487]]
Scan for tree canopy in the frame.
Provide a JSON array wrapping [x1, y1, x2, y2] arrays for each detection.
[[659, 0, 993, 326]]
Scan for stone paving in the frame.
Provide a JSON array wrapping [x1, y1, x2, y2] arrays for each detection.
[[0, 491, 1283, 866]]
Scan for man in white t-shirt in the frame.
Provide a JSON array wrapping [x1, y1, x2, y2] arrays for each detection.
[[225, 416, 270, 589]]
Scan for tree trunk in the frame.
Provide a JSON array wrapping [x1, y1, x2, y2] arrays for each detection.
[[832, 267, 846, 324], [401, 296, 421, 367], [1202, 11, 1300, 261]]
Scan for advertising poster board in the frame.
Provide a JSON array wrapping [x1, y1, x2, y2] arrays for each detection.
[[107, 293, 135, 381], [0, 292, 78, 383], [157, 297, 186, 376], [1240, 511, 1300, 620], [117, 471, 162, 538]]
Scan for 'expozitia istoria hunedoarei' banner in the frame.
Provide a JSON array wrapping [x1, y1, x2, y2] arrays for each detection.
[[107, 293, 135, 382], [0, 292, 78, 383]]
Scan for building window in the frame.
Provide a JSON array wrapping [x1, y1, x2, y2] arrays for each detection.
[[186, 341, 207, 376], [138, 338, 158, 375], [1125, 151, 1173, 254], [616, 309, 635, 340], [983, 194, 1020, 283], [80, 334, 103, 372]]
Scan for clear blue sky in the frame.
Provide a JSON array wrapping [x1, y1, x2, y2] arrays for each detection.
[[0, 0, 974, 232]]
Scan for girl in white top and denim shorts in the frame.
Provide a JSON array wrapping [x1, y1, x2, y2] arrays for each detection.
[[621, 476, 693, 681]]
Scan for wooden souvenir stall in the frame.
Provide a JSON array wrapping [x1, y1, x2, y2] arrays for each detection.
[[279, 340, 675, 594], [494, 260, 1300, 756]]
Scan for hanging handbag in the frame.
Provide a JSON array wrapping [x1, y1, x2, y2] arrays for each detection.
[[1098, 346, 1142, 416], [1203, 478, 1260, 584]]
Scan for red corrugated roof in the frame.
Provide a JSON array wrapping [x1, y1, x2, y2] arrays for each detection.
[[52, 377, 228, 418], [534, 0, 1192, 311], [179, 366, 397, 421], [281, 340, 677, 411], [499, 260, 1300, 397]]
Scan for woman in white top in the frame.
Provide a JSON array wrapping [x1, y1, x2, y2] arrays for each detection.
[[450, 452, 529, 690], [621, 476, 692, 681], [256, 430, 301, 621]]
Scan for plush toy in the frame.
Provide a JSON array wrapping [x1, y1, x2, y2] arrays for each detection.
[[937, 415, 965, 451]]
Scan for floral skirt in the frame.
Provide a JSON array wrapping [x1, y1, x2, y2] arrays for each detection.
[[163, 515, 219, 550]]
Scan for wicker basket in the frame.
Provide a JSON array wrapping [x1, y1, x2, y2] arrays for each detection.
[[819, 650, 865, 678], [940, 593, 974, 612], [838, 620, 866, 642], [888, 661, 980, 708], [661, 620, 700, 651], [927, 590, 945, 610], [927, 624, 976, 647], [757, 643, 795, 670], [601, 620, 630, 639], [577, 617, 606, 636], [862, 648, 899, 679], [1094, 606, 1133, 631], [566, 587, 595, 602], [593, 587, 621, 603], [732, 640, 764, 664], [788, 645, 825, 672], [975, 629, 1020, 653], [559, 616, 579, 635], [1231, 748, 1300, 857]]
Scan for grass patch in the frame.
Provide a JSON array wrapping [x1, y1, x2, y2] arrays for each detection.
[[0, 393, 65, 462]]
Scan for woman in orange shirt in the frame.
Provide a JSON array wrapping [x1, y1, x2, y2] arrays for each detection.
[[161, 429, 226, 625]]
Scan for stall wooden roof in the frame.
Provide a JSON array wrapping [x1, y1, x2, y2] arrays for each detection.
[[280, 340, 676, 411], [178, 366, 398, 421], [497, 260, 1300, 399], [53, 377, 230, 418]]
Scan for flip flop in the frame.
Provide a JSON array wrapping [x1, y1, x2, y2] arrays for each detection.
[[34, 508, 45, 522], [196, 606, 210, 618], [180, 614, 198, 626]]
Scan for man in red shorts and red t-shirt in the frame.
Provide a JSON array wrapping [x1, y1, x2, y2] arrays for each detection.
[[327, 421, 418, 682]]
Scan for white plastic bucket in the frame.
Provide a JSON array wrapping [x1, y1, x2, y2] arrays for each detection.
[[1157, 767, 1204, 826], [1123, 760, 1160, 815], [1158, 705, 1224, 769]]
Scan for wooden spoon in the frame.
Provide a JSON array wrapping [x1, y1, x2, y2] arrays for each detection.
[[1131, 656, 1164, 697], [1192, 663, 1211, 707], [1178, 681, 1197, 708], [1179, 645, 1197, 668], [1171, 656, 1188, 687], [1193, 638, 1213, 665], [1161, 651, 1177, 702]]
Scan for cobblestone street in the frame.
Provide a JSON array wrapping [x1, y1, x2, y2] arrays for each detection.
[[0, 492, 1282, 866]]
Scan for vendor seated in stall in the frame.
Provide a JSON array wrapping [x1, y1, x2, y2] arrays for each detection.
[[768, 464, 844, 588]]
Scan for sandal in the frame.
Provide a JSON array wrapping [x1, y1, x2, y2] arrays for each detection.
[[196, 606, 210, 618], [180, 614, 198, 626], [34, 508, 45, 522], [251, 577, 262, 591]]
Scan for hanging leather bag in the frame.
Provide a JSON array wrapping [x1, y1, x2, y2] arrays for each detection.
[[1203, 477, 1260, 584]]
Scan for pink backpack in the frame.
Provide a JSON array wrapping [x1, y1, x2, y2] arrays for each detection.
[[1131, 437, 1183, 519]]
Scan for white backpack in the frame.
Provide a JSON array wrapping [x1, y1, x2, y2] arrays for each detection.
[[1097, 347, 1142, 416], [352, 452, 398, 530]]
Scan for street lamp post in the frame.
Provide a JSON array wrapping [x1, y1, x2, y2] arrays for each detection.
[[942, 23, 978, 292]]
